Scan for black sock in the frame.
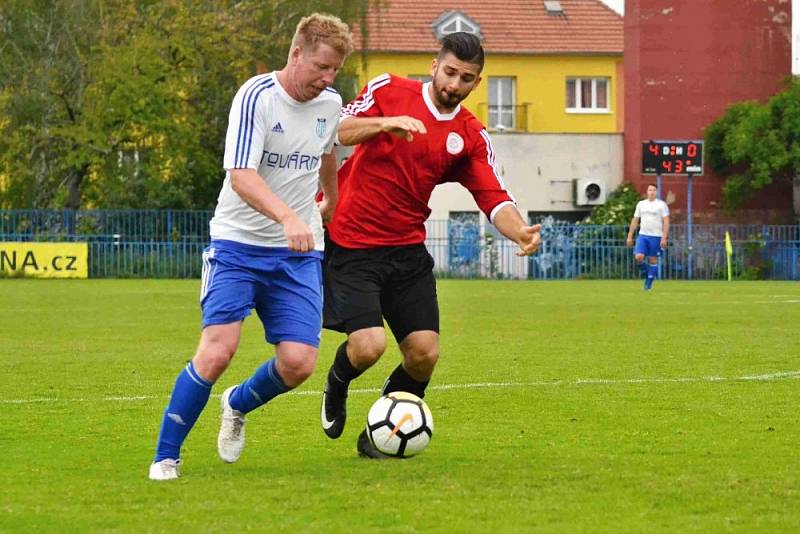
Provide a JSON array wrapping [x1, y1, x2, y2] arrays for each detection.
[[382, 364, 430, 398], [328, 341, 363, 390]]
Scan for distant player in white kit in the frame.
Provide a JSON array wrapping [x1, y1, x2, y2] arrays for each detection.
[[148, 13, 354, 480], [626, 184, 670, 290]]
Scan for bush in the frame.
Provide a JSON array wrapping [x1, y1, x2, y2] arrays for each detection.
[[582, 182, 640, 225]]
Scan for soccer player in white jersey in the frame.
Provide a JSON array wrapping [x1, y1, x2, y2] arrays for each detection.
[[148, 14, 354, 481], [626, 184, 670, 290]]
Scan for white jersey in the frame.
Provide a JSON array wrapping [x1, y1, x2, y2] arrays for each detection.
[[210, 72, 341, 249], [634, 199, 669, 237]]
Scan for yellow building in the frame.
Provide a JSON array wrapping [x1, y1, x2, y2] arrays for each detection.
[[344, 0, 624, 240], [349, 0, 624, 135]]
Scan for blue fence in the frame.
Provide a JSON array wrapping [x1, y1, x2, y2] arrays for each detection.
[[0, 209, 212, 242], [1, 210, 798, 280]]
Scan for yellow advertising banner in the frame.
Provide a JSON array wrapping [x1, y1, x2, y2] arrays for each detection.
[[0, 242, 89, 278]]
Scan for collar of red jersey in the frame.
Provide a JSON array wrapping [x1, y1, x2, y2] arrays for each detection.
[[422, 82, 461, 121]]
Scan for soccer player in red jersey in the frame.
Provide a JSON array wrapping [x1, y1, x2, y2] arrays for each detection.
[[319, 32, 541, 457]]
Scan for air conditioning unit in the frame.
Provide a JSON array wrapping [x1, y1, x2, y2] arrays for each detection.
[[573, 178, 607, 206]]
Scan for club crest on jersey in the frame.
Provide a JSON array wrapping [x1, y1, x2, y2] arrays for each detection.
[[316, 118, 327, 138], [446, 132, 464, 155]]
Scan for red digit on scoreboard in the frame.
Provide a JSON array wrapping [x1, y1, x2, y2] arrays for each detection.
[[687, 143, 697, 157], [648, 144, 659, 156], [662, 160, 672, 172]]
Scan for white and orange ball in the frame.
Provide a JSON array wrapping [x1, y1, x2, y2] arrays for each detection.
[[365, 391, 434, 457]]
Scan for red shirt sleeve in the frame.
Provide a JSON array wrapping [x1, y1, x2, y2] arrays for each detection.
[[341, 73, 391, 119], [457, 127, 516, 222]]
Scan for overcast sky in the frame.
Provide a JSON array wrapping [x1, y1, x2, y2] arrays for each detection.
[[599, 0, 624, 15]]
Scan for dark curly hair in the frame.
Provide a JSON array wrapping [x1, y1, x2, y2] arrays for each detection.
[[438, 32, 484, 71]]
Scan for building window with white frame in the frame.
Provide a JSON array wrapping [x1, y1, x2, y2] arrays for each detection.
[[489, 77, 516, 130], [432, 11, 483, 40], [441, 17, 476, 34], [566, 77, 609, 112]]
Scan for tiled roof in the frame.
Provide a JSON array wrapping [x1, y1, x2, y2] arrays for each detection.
[[354, 0, 623, 54]]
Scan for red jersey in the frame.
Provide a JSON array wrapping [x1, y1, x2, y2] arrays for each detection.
[[328, 74, 516, 248]]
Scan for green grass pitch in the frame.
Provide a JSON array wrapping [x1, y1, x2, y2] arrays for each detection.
[[1, 279, 799, 532]]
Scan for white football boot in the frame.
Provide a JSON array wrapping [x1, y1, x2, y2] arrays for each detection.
[[217, 385, 246, 463], [148, 458, 181, 481]]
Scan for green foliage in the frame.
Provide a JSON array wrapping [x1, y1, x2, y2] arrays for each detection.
[[582, 182, 641, 225], [704, 78, 800, 208], [738, 237, 773, 280], [0, 0, 374, 209]]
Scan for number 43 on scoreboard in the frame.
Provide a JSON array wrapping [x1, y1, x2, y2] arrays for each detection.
[[641, 140, 704, 175]]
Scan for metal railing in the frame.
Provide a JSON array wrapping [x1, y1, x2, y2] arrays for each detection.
[[426, 219, 800, 281], [0, 209, 212, 242], [475, 103, 530, 132], [1, 210, 798, 280]]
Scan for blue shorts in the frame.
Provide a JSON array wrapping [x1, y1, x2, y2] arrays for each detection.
[[200, 240, 323, 347], [634, 235, 662, 258]]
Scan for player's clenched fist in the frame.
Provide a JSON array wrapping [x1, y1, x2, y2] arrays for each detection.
[[281, 212, 315, 252]]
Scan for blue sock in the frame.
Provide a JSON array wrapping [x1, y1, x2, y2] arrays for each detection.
[[154, 361, 213, 462], [645, 264, 658, 289], [228, 358, 291, 414], [637, 262, 647, 277]]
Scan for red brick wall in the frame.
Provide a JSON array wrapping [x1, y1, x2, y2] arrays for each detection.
[[624, 0, 794, 223]]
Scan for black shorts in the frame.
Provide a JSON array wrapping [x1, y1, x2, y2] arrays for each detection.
[[322, 236, 439, 343]]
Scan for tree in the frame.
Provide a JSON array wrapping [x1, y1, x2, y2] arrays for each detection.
[[0, 0, 374, 209], [704, 78, 800, 208], [0, 0, 101, 209]]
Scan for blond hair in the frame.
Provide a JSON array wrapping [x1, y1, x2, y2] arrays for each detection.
[[291, 13, 355, 57]]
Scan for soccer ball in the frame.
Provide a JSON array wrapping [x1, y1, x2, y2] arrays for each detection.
[[366, 391, 434, 457]]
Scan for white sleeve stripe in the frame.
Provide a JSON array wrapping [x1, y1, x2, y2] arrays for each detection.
[[489, 200, 516, 224], [343, 81, 389, 115], [479, 129, 514, 202], [341, 78, 390, 116], [342, 81, 389, 115], [235, 75, 273, 167], [341, 75, 391, 117]]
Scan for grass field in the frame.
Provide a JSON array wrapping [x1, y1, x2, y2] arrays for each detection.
[[1, 279, 799, 532]]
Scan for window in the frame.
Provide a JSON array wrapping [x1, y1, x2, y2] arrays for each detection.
[[431, 11, 483, 40], [489, 77, 516, 129], [566, 77, 610, 112], [408, 75, 432, 84], [543, 0, 564, 14], [442, 17, 476, 34]]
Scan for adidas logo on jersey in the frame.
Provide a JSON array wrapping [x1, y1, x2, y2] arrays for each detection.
[[271, 122, 284, 134]]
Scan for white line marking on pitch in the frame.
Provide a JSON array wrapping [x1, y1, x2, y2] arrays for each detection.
[[2, 371, 799, 405]]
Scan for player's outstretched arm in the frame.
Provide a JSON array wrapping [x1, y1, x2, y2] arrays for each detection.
[[230, 168, 314, 252], [337, 116, 427, 146], [492, 204, 542, 257]]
